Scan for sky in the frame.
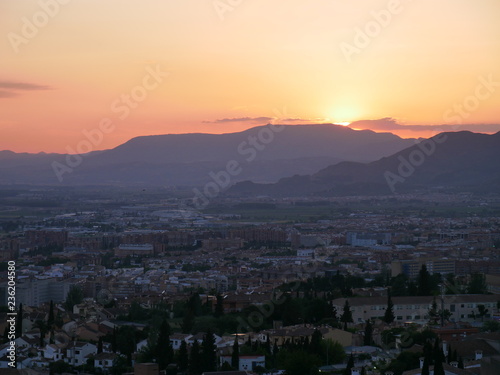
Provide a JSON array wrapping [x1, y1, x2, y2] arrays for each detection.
[[1, 0, 500, 153]]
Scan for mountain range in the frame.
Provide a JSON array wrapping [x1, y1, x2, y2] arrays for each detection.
[[0, 124, 417, 186], [227, 131, 500, 197]]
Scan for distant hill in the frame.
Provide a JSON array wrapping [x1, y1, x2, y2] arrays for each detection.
[[227, 131, 500, 196], [0, 124, 416, 186]]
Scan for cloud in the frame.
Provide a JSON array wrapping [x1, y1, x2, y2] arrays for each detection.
[[279, 117, 318, 123], [204, 116, 322, 125], [0, 80, 52, 98], [0, 91, 17, 98], [203, 116, 274, 124], [348, 117, 500, 134]]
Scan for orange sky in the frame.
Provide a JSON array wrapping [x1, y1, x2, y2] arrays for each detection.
[[1, 0, 500, 153]]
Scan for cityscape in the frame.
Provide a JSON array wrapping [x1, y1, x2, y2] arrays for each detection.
[[1, 1, 500, 375]]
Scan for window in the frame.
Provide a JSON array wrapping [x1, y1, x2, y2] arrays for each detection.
[[397, 316, 403, 320]]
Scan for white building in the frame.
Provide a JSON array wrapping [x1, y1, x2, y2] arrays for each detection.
[[220, 355, 266, 371], [332, 294, 499, 324]]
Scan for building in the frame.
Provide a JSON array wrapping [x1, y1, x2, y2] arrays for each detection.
[[392, 258, 455, 278], [115, 244, 154, 257], [331, 295, 499, 324], [220, 355, 265, 371], [346, 232, 391, 247], [94, 352, 120, 371], [14, 277, 72, 307]]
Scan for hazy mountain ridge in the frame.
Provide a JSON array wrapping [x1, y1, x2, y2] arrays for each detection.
[[0, 124, 416, 186], [227, 131, 500, 196]]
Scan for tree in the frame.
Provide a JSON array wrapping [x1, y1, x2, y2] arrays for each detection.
[[363, 320, 373, 346], [340, 300, 353, 330], [428, 298, 440, 325], [201, 329, 217, 372], [178, 340, 189, 372], [49, 360, 74, 375], [214, 294, 224, 318], [481, 320, 500, 332], [34, 319, 48, 347], [189, 340, 202, 375], [467, 273, 487, 294], [421, 340, 432, 375], [310, 329, 322, 354], [98, 336, 103, 354], [279, 350, 320, 375], [157, 319, 173, 370], [321, 339, 345, 365], [344, 354, 354, 375], [433, 338, 445, 375], [54, 310, 64, 329], [477, 304, 489, 321], [47, 300, 55, 328], [65, 285, 83, 311], [231, 336, 240, 370], [16, 303, 23, 338], [390, 273, 409, 296], [110, 355, 130, 375], [383, 290, 395, 324], [417, 265, 432, 296], [182, 309, 195, 333], [421, 355, 430, 375]]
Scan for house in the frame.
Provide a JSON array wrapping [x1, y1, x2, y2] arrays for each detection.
[[94, 352, 120, 370], [220, 355, 265, 371], [186, 332, 222, 346], [65, 341, 97, 366], [170, 333, 192, 350]]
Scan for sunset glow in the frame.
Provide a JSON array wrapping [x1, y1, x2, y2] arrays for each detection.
[[1, 0, 500, 153]]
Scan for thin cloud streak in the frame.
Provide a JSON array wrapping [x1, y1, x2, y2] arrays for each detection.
[[203, 117, 274, 124], [348, 118, 500, 134], [0, 81, 52, 99]]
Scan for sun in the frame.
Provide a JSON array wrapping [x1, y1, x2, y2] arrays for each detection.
[[325, 105, 360, 126]]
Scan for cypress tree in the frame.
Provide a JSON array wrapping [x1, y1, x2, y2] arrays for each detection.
[[433, 338, 445, 375], [178, 340, 189, 372], [383, 290, 395, 324], [47, 300, 55, 328], [344, 354, 354, 375], [340, 300, 353, 330], [231, 336, 240, 370], [157, 319, 173, 370], [363, 320, 373, 346], [202, 329, 217, 372], [190, 340, 202, 375]]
